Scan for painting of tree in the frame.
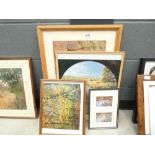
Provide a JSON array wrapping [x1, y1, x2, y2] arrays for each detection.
[[60, 61, 117, 89], [0, 68, 26, 109], [42, 83, 81, 130]]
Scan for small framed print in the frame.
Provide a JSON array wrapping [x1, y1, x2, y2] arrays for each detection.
[[89, 89, 119, 129], [139, 58, 155, 75], [0, 57, 36, 118], [40, 80, 86, 135], [37, 24, 123, 78], [143, 80, 155, 135], [55, 52, 125, 89]]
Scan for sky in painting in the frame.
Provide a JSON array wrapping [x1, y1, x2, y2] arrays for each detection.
[[63, 61, 105, 78]]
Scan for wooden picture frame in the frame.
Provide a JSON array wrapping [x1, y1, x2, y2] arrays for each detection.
[[37, 25, 123, 79], [55, 52, 125, 89], [137, 75, 155, 134], [40, 79, 86, 135], [139, 58, 155, 75], [89, 89, 119, 129], [0, 57, 36, 118]]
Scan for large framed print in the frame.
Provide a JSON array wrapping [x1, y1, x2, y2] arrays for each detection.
[[37, 25, 123, 78], [40, 80, 86, 135], [139, 58, 155, 75], [0, 57, 36, 118], [55, 52, 125, 89], [137, 75, 155, 135], [89, 89, 119, 128]]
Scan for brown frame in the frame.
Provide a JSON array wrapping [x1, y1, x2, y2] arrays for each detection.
[[39, 79, 86, 135], [55, 51, 125, 88], [0, 57, 36, 119], [137, 75, 155, 135], [37, 24, 123, 78]]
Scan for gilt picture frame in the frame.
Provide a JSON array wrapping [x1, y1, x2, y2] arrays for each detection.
[[40, 80, 86, 135], [0, 57, 36, 118], [37, 25, 123, 79]]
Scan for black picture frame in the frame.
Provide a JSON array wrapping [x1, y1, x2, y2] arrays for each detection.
[[139, 58, 155, 75]]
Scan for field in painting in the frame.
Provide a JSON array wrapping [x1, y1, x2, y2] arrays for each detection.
[[0, 68, 26, 109], [42, 83, 81, 130], [53, 40, 106, 52], [96, 112, 112, 122], [61, 61, 117, 89]]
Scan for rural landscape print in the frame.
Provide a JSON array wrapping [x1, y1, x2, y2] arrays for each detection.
[[96, 112, 112, 122], [42, 83, 81, 130], [53, 40, 106, 52], [60, 61, 117, 89], [96, 96, 113, 107], [0, 68, 26, 109]]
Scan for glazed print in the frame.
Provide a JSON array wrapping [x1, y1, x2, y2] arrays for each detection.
[[53, 40, 106, 53], [0, 68, 26, 109], [42, 83, 81, 130]]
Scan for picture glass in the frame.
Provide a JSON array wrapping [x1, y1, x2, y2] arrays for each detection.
[[0, 68, 26, 110], [96, 112, 112, 123], [41, 81, 84, 135], [57, 53, 123, 89], [96, 96, 113, 107], [53, 40, 106, 53], [143, 81, 155, 135], [0, 59, 36, 118], [144, 62, 155, 75]]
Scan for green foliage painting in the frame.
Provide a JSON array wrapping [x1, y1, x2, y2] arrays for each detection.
[[42, 83, 81, 130], [0, 68, 26, 109]]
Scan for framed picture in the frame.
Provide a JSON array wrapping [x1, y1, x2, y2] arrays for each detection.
[[55, 52, 125, 89], [0, 57, 36, 118], [37, 25, 123, 78], [137, 75, 155, 135], [40, 80, 86, 135], [139, 58, 155, 75], [89, 89, 119, 128], [133, 58, 155, 124], [143, 80, 155, 135]]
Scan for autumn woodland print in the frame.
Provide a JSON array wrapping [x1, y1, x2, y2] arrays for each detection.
[[0, 68, 26, 109], [42, 83, 81, 130]]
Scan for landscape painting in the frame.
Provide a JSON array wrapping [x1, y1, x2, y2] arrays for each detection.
[[96, 112, 112, 122], [0, 68, 26, 109], [53, 40, 106, 53], [96, 96, 113, 107], [42, 82, 82, 130], [58, 60, 118, 89]]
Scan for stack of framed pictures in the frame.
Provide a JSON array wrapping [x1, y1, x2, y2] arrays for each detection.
[[137, 58, 155, 135], [37, 25, 125, 134]]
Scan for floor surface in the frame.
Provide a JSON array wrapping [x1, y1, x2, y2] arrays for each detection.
[[0, 110, 137, 135]]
